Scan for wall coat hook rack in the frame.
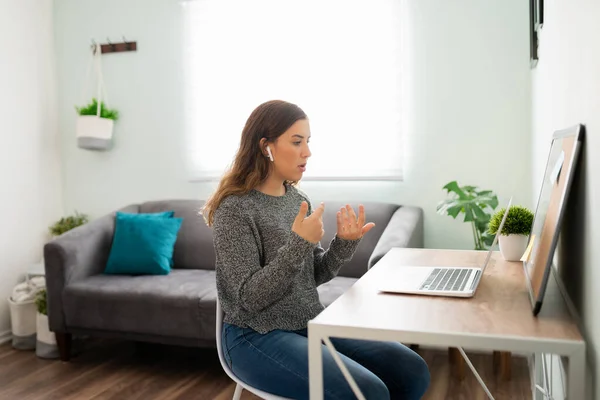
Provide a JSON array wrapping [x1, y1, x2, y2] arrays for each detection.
[[91, 36, 137, 54]]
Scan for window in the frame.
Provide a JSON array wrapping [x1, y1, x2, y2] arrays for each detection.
[[182, 0, 404, 181]]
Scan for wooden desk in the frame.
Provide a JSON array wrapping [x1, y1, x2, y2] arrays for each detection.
[[308, 248, 585, 399]]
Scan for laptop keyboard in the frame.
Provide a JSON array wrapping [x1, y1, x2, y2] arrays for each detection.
[[419, 268, 474, 292]]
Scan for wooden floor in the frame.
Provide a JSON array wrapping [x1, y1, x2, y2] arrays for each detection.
[[0, 339, 531, 399]]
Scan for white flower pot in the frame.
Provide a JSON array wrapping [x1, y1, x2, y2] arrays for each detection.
[[8, 297, 37, 350], [498, 234, 528, 261], [36, 312, 59, 359], [76, 115, 114, 150]]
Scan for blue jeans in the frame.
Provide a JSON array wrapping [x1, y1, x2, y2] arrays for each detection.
[[222, 323, 430, 400]]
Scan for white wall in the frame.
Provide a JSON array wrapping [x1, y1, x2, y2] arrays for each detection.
[[0, 0, 63, 339], [531, 0, 600, 398], [54, 0, 531, 250]]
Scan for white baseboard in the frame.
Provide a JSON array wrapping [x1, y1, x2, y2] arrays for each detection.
[[0, 330, 11, 345]]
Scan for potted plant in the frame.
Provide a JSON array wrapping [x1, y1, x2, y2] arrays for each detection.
[[34, 289, 58, 359], [488, 205, 534, 261], [437, 181, 499, 250], [49, 211, 89, 237], [75, 98, 119, 151], [29, 213, 89, 358]]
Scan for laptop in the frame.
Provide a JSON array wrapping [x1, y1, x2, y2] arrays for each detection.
[[378, 197, 512, 298]]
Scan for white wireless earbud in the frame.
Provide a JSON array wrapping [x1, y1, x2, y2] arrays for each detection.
[[266, 146, 274, 162]]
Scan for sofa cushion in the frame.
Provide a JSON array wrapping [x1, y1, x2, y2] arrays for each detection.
[[104, 212, 183, 275], [317, 276, 358, 307], [63, 270, 354, 340], [139, 200, 216, 270], [63, 269, 217, 340]]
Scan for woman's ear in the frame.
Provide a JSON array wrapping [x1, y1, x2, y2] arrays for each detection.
[[259, 138, 273, 161]]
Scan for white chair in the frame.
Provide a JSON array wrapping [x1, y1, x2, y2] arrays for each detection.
[[216, 299, 293, 400]]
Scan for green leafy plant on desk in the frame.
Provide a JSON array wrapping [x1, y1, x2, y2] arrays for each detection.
[[488, 205, 534, 261], [436, 181, 499, 250], [488, 205, 534, 236]]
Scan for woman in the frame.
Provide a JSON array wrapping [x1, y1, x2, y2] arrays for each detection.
[[202, 100, 430, 399]]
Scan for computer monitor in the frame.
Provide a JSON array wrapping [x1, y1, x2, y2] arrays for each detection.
[[523, 124, 584, 316]]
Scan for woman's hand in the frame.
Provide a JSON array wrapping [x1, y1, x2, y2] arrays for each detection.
[[336, 204, 375, 240], [292, 201, 325, 244]]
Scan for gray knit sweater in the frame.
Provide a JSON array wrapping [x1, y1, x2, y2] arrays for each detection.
[[213, 183, 361, 334]]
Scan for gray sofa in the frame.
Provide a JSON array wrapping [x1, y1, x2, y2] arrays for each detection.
[[43, 199, 423, 361]]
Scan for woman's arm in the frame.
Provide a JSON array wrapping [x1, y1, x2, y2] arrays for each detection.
[[310, 201, 375, 285], [313, 236, 361, 286], [213, 198, 315, 313], [302, 200, 360, 285]]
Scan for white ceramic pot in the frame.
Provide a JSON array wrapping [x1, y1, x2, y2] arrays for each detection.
[[36, 312, 59, 359], [498, 234, 528, 261], [8, 297, 37, 350], [76, 115, 114, 150]]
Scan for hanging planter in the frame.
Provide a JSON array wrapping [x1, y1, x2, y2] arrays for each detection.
[[76, 43, 119, 151], [76, 99, 119, 150]]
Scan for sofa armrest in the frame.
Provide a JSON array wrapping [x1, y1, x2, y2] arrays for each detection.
[[368, 205, 424, 269], [43, 204, 139, 332]]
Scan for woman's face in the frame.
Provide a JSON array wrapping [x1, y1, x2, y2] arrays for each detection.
[[270, 119, 312, 182]]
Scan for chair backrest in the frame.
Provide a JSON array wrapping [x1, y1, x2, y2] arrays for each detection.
[[215, 300, 230, 373], [215, 300, 293, 400]]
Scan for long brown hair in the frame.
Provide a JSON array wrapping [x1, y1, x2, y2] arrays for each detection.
[[202, 100, 308, 226]]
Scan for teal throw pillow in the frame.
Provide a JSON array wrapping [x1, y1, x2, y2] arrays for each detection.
[[105, 211, 183, 275], [116, 211, 175, 219]]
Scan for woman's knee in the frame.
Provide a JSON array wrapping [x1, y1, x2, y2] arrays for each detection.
[[361, 376, 390, 400], [384, 345, 430, 399], [323, 356, 391, 400], [328, 374, 389, 400], [408, 353, 431, 398]]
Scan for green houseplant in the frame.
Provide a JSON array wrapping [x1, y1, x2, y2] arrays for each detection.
[[436, 181, 499, 250], [488, 205, 534, 261], [75, 98, 119, 151], [49, 212, 89, 237], [35, 289, 47, 316], [75, 98, 119, 121]]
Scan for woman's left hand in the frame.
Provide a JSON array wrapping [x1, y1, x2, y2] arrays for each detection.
[[336, 204, 376, 240]]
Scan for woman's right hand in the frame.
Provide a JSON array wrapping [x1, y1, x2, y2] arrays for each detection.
[[292, 201, 325, 244]]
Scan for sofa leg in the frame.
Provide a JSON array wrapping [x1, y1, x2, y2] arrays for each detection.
[[55, 332, 72, 361]]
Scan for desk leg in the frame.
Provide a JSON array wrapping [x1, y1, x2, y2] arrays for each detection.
[[449, 347, 466, 381], [308, 325, 324, 400], [568, 348, 586, 400]]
